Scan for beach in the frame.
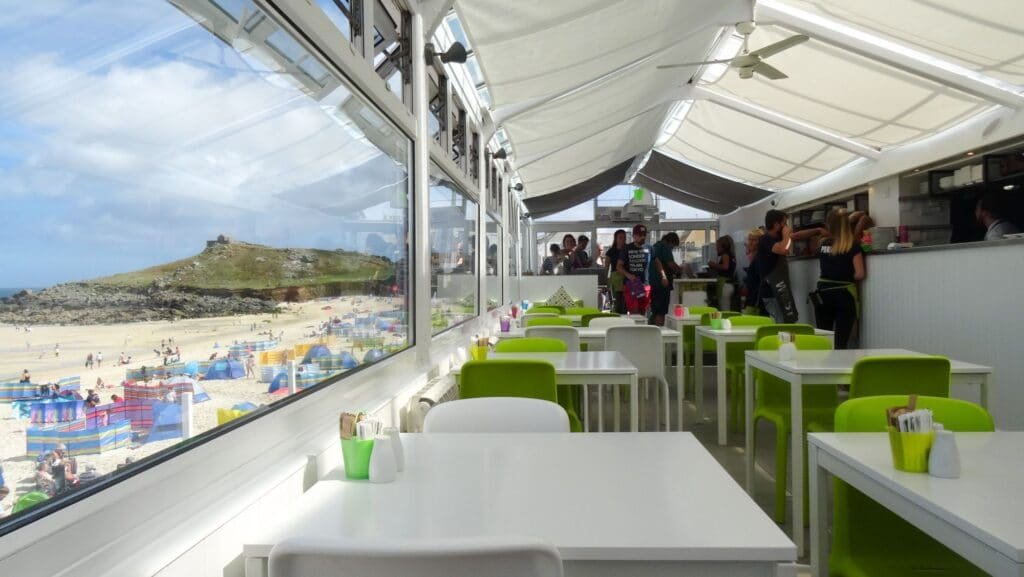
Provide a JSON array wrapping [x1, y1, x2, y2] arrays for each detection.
[[0, 295, 404, 510]]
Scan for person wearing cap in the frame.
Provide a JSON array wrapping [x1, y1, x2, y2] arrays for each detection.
[[616, 224, 650, 313], [648, 232, 684, 326]]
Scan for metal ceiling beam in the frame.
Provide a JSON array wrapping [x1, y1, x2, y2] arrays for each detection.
[[415, 0, 454, 40], [692, 86, 882, 159], [757, 0, 1024, 109]]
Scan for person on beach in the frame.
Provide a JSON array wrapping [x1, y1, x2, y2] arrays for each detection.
[[245, 354, 256, 378], [96, 377, 105, 389], [19, 370, 30, 383], [96, 351, 103, 367], [54, 343, 60, 358]]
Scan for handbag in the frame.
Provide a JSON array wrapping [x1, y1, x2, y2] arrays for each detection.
[[625, 277, 647, 299], [764, 257, 799, 323]]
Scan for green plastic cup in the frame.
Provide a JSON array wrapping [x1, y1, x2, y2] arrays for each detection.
[[341, 438, 375, 480], [887, 426, 935, 473], [710, 318, 723, 330]]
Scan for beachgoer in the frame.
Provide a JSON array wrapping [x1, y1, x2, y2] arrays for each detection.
[[96, 352, 103, 367], [54, 343, 59, 358], [96, 377, 105, 389], [35, 463, 55, 497], [85, 389, 100, 405], [19, 369, 30, 383], [245, 354, 256, 378], [0, 486, 10, 519], [163, 389, 176, 403], [111, 394, 122, 403], [85, 353, 94, 369]]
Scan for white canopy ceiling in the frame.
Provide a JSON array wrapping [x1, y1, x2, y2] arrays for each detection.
[[450, 0, 1024, 206]]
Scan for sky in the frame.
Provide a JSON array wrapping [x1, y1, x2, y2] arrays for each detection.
[[0, 0, 409, 287]]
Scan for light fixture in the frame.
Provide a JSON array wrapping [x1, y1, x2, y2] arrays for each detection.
[[514, 183, 523, 191], [966, 151, 975, 156], [1005, 184, 1017, 191], [913, 168, 920, 172], [493, 148, 507, 160], [425, 42, 468, 64]]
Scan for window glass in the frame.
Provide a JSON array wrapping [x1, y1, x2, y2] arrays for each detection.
[[485, 215, 501, 311], [0, 0, 410, 526], [315, 0, 353, 40], [429, 164, 478, 332]]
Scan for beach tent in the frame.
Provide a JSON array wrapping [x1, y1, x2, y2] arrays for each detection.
[[182, 361, 201, 377], [302, 345, 333, 365], [268, 373, 290, 394], [363, 349, 386, 364], [203, 359, 245, 380], [376, 319, 393, 331], [164, 375, 211, 403], [340, 351, 359, 369], [233, 402, 258, 412], [145, 402, 183, 443]]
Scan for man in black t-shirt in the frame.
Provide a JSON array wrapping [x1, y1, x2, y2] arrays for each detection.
[[616, 224, 650, 313], [754, 209, 793, 317]]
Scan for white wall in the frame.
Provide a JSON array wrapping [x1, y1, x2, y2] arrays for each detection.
[[785, 243, 1024, 430]]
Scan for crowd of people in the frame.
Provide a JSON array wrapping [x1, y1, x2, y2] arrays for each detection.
[[540, 233, 594, 275]]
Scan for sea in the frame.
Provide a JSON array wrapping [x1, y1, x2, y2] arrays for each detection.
[[0, 288, 43, 298]]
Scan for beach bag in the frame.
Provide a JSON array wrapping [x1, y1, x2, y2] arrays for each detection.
[[764, 258, 798, 323], [625, 278, 647, 299], [624, 282, 649, 314]]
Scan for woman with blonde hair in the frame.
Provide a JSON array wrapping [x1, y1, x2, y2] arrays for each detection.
[[804, 208, 865, 348], [740, 228, 764, 314]]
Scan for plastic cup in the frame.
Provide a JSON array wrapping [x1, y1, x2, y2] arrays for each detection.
[[470, 344, 488, 361], [674, 305, 684, 318], [710, 318, 723, 330], [888, 426, 935, 473], [341, 438, 375, 480], [500, 317, 511, 332], [511, 305, 519, 319]]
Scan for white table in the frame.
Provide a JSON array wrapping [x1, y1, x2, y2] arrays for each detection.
[[242, 433, 796, 577], [556, 314, 646, 327], [744, 348, 992, 556], [694, 326, 834, 445], [809, 432, 1024, 577], [452, 351, 639, 432], [674, 278, 716, 306], [498, 326, 684, 431]]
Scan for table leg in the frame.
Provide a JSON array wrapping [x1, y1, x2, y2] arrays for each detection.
[[677, 336, 684, 431], [716, 338, 728, 446], [583, 384, 590, 433], [791, 374, 805, 556], [809, 442, 829, 577], [695, 332, 704, 420], [245, 557, 268, 577], [630, 374, 639, 432], [744, 360, 755, 493], [980, 373, 989, 409], [597, 386, 604, 433]]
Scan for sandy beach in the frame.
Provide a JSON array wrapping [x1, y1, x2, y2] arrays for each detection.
[[0, 295, 404, 511]]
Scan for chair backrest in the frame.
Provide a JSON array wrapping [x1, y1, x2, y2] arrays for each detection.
[[756, 334, 832, 352], [527, 306, 564, 314], [754, 335, 835, 408], [525, 316, 573, 327], [588, 316, 635, 328], [754, 324, 815, 342], [835, 395, 993, 433], [565, 307, 600, 316], [494, 338, 567, 353], [849, 356, 950, 398], [581, 312, 621, 326], [424, 397, 570, 433], [522, 312, 557, 319], [525, 326, 580, 352], [458, 360, 557, 402], [605, 325, 664, 380], [729, 314, 774, 327], [269, 536, 564, 577]]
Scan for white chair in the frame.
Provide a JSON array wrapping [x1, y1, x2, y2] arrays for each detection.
[[605, 325, 671, 431], [588, 316, 635, 328], [524, 326, 580, 352], [423, 397, 570, 433], [269, 536, 564, 577]]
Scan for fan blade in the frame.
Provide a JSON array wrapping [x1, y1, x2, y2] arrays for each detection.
[[748, 34, 808, 59], [752, 62, 788, 80], [657, 58, 734, 70]]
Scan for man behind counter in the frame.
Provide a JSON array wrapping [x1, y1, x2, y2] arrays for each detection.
[[976, 193, 1021, 241]]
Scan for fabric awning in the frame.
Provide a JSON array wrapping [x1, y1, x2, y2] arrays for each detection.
[[521, 159, 633, 218], [630, 151, 773, 213]]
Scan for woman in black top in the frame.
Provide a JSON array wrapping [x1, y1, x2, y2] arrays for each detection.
[[604, 229, 627, 314], [805, 208, 865, 349], [707, 235, 736, 309]]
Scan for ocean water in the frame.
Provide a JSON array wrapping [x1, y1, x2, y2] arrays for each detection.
[[0, 288, 42, 298]]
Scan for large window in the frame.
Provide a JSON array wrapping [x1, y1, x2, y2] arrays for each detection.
[[485, 214, 501, 311], [429, 164, 478, 333], [0, 0, 410, 527]]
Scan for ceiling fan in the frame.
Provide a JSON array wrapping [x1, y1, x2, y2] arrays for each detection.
[[658, 21, 808, 80]]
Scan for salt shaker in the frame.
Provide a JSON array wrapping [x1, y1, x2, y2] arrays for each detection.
[[384, 426, 404, 472], [778, 332, 797, 361], [368, 434, 397, 483], [928, 424, 961, 479]]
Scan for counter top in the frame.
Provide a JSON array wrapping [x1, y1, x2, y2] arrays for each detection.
[[787, 236, 1024, 260]]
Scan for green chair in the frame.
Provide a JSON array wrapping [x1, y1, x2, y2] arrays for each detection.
[[679, 308, 720, 395], [526, 316, 573, 327], [751, 334, 835, 523], [459, 360, 558, 402], [728, 324, 816, 433], [581, 312, 621, 326], [526, 306, 564, 314], [714, 315, 772, 429], [830, 396, 992, 577], [487, 338, 582, 432], [494, 337, 567, 353], [849, 356, 950, 399], [565, 307, 600, 316], [11, 490, 49, 514]]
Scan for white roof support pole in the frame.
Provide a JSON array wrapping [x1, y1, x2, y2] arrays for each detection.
[[692, 86, 882, 160], [411, 10, 433, 366], [757, 0, 1024, 109]]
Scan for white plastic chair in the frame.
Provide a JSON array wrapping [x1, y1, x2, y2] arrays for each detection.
[[524, 326, 580, 352], [588, 316, 635, 328], [423, 397, 570, 433], [269, 536, 564, 577], [605, 325, 671, 431]]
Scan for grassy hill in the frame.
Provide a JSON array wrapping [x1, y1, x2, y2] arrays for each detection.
[[88, 241, 395, 293]]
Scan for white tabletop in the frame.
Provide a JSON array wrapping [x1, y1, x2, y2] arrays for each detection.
[[453, 351, 638, 375], [810, 432, 1024, 563], [696, 326, 835, 339], [746, 348, 992, 375], [244, 433, 795, 562]]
